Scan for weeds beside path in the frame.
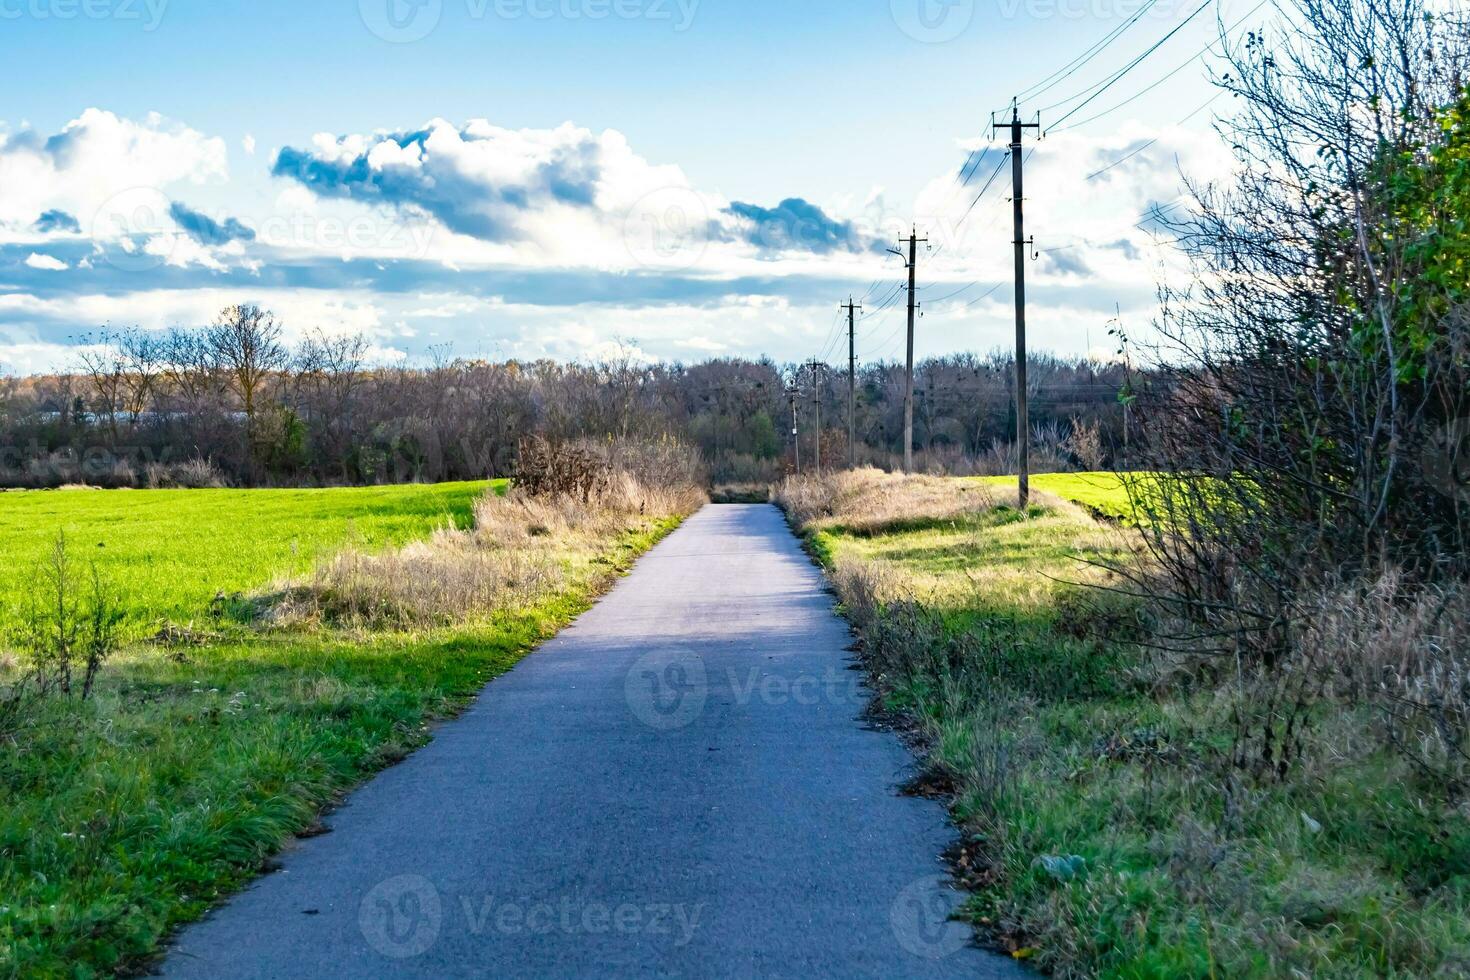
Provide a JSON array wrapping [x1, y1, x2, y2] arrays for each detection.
[[0, 476, 701, 976], [778, 469, 1470, 978]]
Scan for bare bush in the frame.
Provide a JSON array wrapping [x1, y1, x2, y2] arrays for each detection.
[[588, 435, 708, 491], [144, 459, 228, 489], [970, 436, 1075, 478], [1064, 417, 1105, 471], [513, 436, 609, 500], [1116, 0, 1470, 776]]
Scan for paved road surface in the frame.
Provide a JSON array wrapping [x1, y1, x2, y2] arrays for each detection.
[[162, 504, 1022, 979]]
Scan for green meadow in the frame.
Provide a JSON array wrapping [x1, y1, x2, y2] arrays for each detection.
[[0, 481, 500, 636], [977, 471, 1137, 521]]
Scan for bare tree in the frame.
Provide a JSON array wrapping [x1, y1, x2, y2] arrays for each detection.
[[117, 329, 162, 434], [76, 330, 128, 447], [206, 305, 287, 440]]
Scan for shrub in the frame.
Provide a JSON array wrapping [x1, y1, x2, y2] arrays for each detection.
[[1119, 0, 1470, 778], [17, 532, 122, 699], [144, 459, 228, 489], [513, 436, 609, 500]]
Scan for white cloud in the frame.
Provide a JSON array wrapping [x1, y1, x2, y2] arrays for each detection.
[[0, 109, 228, 235], [0, 107, 1240, 372], [24, 252, 67, 271]]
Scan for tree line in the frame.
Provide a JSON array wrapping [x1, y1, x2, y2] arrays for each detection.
[[0, 304, 1135, 488]]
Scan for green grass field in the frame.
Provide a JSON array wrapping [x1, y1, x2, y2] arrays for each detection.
[[0, 481, 502, 636], [977, 471, 1137, 520], [0, 479, 683, 977]]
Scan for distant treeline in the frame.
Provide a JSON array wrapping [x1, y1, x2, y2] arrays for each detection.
[[0, 304, 1138, 488]]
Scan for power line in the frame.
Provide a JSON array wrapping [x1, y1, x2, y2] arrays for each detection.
[[1011, 0, 1163, 106], [861, 281, 907, 319], [1055, 0, 1269, 133], [1047, 0, 1215, 132], [1083, 91, 1222, 180], [956, 149, 1012, 228], [920, 280, 982, 304], [965, 282, 1006, 308]]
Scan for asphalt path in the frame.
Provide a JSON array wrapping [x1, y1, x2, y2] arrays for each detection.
[[161, 504, 1023, 979]]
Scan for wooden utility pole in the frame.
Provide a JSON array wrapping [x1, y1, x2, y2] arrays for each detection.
[[887, 229, 927, 474], [842, 298, 861, 469], [788, 381, 801, 475], [996, 107, 1040, 507], [806, 359, 824, 475]]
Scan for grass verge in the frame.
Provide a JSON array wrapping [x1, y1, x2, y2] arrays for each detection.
[[778, 469, 1470, 978], [0, 479, 692, 976]]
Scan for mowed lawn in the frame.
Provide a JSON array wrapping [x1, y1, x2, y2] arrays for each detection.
[[0, 481, 498, 635]]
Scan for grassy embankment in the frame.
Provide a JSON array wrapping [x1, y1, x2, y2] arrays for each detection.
[[0, 478, 695, 976], [780, 469, 1470, 978]]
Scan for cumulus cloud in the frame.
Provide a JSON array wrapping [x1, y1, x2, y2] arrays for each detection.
[[268, 119, 874, 263], [0, 107, 1239, 373], [271, 119, 604, 243], [169, 201, 256, 245], [1039, 247, 1092, 277], [723, 197, 879, 254], [0, 109, 228, 234]]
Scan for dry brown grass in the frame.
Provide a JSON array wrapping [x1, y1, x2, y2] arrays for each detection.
[[779, 469, 1131, 613], [282, 472, 707, 629], [776, 467, 1006, 535], [1304, 571, 1470, 792]]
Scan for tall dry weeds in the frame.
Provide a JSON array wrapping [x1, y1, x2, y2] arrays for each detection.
[[285, 460, 707, 629], [776, 467, 1004, 535], [1304, 572, 1470, 794]]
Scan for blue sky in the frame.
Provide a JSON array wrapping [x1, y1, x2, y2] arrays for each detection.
[[0, 0, 1262, 371]]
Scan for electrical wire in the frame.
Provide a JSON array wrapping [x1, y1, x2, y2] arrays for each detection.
[[1082, 90, 1222, 180], [920, 280, 982, 304], [1055, 0, 1269, 133], [1010, 0, 1163, 107], [955, 150, 1011, 230], [1047, 0, 1215, 131]]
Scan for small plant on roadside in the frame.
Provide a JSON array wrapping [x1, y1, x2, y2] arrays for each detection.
[[18, 531, 122, 700]]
